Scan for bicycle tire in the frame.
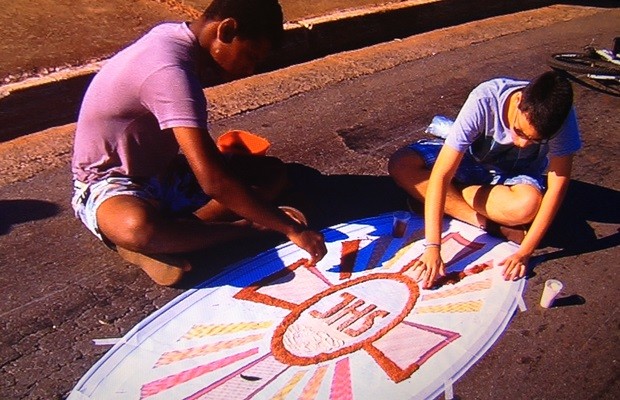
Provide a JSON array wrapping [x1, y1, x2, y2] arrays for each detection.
[[548, 52, 620, 76]]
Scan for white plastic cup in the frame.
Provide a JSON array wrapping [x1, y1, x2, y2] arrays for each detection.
[[540, 279, 563, 308], [392, 211, 411, 238]]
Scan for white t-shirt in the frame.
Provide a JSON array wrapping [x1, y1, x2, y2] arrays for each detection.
[[445, 78, 581, 174]]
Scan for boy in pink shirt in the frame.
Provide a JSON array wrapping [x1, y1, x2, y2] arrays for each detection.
[[72, 0, 326, 286]]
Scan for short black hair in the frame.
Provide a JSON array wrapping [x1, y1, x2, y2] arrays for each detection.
[[518, 71, 573, 140], [203, 0, 284, 46]]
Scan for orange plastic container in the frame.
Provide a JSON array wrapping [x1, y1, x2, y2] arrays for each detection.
[[216, 130, 271, 156]]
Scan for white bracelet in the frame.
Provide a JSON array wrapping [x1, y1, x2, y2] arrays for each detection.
[[423, 242, 441, 249]]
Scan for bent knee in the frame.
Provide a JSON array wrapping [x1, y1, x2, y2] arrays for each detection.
[[388, 147, 427, 184], [97, 199, 159, 251], [118, 217, 158, 251], [507, 185, 542, 224]]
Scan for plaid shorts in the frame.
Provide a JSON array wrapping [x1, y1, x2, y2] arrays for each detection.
[[408, 139, 545, 191], [71, 157, 209, 242]]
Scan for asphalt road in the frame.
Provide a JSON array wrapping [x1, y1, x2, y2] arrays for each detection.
[[1, 3, 619, 400]]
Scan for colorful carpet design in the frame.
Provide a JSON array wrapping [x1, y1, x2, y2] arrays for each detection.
[[69, 213, 525, 400]]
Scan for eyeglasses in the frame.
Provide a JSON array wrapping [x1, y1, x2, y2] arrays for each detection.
[[512, 111, 548, 145]]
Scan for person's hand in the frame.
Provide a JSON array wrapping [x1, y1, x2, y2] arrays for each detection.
[[499, 251, 530, 281], [288, 229, 327, 266], [412, 247, 445, 289]]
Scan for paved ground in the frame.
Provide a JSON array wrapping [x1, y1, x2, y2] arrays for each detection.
[[0, 1, 619, 400]]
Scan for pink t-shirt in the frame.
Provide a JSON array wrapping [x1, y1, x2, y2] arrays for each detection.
[[72, 23, 208, 183]]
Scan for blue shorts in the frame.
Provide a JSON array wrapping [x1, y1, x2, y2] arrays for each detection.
[[71, 157, 209, 243], [408, 139, 545, 191]]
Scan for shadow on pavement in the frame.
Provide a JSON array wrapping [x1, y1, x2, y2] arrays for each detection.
[[282, 163, 406, 228], [552, 294, 587, 307], [0, 199, 61, 235], [540, 179, 620, 260], [178, 163, 406, 288], [176, 173, 618, 289]]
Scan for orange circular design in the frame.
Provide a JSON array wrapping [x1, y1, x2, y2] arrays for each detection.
[[271, 273, 419, 365]]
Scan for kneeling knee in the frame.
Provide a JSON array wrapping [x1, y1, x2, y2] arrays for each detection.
[[508, 187, 542, 224], [388, 148, 426, 184], [104, 214, 158, 252]]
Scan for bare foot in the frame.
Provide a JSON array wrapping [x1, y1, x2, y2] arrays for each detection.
[[116, 247, 191, 286]]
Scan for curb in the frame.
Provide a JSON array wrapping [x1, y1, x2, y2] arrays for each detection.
[[0, 0, 550, 142]]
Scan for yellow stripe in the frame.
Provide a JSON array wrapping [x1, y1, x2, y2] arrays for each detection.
[[271, 371, 308, 400], [157, 334, 264, 367], [181, 321, 273, 340], [415, 300, 484, 314], [421, 279, 492, 300], [299, 366, 329, 399]]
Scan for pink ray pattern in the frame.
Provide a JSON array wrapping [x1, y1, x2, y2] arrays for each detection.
[[186, 354, 289, 400], [140, 348, 259, 399], [330, 358, 353, 400]]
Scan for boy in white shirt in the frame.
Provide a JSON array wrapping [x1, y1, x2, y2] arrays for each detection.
[[389, 71, 580, 288]]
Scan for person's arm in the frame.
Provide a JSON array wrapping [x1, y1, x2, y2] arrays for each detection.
[[500, 154, 573, 280], [417, 145, 464, 288], [173, 126, 327, 264]]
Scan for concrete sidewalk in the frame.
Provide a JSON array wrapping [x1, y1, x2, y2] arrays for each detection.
[[0, 0, 413, 84], [0, 0, 557, 141]]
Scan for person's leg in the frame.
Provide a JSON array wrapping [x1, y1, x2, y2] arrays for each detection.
[[461, 183, 542, 226], [74, 173, 263, 285], [97, 194, 265, 285], [96, 155, 290, 285], [97, 195, 261, 254], [460, 175, 543, 243], [98, 154, 291, 251], [388, 145, 482, 227], [388, 142, 536, 243]]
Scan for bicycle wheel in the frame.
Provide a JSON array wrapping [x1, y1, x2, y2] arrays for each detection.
[[565, 73, 620, 97], [548, 52, 620, 76]]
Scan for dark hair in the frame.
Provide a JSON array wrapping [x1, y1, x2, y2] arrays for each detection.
[[518, 71, 573, 139], [203, 0, 284, 46]]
